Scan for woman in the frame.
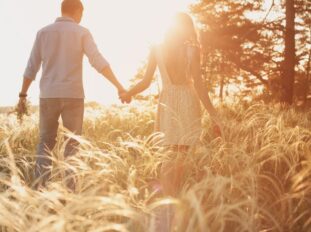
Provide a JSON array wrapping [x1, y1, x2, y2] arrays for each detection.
[[120, 13, 222, 152], [121, 14, 222, 230]]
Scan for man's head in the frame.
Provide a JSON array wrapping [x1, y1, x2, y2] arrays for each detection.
[[61, 0, 84, 23]]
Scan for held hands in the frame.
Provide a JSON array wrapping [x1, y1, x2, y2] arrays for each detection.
[[118, 89, 132, 104]]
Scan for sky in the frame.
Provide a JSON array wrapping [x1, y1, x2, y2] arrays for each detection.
[[0, 0, 194, 107]]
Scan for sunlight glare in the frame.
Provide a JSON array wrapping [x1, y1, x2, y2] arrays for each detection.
[[0, 0, 194, 106]]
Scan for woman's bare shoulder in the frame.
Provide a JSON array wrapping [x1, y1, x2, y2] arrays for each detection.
[[149, 43, 162, 56], [150, 42, 163, 51]]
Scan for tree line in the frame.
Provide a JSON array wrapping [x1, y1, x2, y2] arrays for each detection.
[[191, 0, 310, 106]]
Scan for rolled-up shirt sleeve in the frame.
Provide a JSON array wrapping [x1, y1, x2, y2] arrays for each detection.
[[83, 30, 110, 73], [23, 32, 42, 80]]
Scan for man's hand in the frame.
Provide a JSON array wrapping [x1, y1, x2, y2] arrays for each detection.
[[17, 77, 32, 123], [119, 90, 132, 104], [12, 94, 29, 123]]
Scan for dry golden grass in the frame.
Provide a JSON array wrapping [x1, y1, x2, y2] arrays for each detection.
[[0, 101, 310, 232]]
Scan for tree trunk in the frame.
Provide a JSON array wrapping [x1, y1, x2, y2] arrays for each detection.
[[303, 34, 311, 105], [281, 0, 296, 105], [304, 50, 311, 104], [219, 75, 224, 102]]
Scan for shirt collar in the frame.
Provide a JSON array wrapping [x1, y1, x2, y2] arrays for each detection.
[[55, 16, 76, 23]]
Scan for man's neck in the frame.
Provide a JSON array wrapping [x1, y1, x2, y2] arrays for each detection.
[[61, 14, 76, 22]]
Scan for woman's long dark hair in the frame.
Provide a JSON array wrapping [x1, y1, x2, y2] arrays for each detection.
[[163, 13, 199, 84]]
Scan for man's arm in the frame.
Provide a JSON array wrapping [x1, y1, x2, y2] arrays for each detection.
[[19, 32, 41, 98], [101, 66, 125, 93], [19, 77, 33, 97], [83, 30, 125, 92]]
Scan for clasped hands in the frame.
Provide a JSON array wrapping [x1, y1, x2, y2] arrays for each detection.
[[118, 89, 132, 104]]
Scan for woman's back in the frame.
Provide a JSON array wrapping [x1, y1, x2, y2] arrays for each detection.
[[162, 44, 191, 85], [154, 44, 202, 146], [156, 43, 198, 88]]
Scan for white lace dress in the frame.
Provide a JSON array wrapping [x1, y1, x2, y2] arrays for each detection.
[[154, 45, 202, 146]]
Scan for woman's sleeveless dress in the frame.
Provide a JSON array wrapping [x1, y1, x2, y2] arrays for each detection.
[[154, 45, 202, 146]]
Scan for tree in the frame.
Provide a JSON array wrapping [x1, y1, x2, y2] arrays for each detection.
[[191, 0, 277, 101], [294, 0, 311, 106], [191, 0, 310, 104], [280, 0, 295, 105]]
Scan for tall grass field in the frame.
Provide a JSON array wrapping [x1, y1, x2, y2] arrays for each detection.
[[0, 101, 310, 232]]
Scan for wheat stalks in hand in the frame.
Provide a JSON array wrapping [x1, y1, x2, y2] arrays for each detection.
[[8, 98, 30, 123]]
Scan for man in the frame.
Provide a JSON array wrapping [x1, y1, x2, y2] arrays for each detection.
[[19, 0, 127, 189]]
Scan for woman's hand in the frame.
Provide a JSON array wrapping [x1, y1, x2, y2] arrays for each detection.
[[212, 123, 222, 138], [211, 117, 223, 138]]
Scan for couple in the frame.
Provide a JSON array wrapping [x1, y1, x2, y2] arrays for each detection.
[[19, 0, 222, 190]]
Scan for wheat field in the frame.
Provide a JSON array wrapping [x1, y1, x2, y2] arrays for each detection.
[[0, 101, 310, 232]]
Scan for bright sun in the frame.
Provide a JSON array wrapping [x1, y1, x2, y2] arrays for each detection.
[[79, 0, 195, 105], [90, 0, 194, 43], [0, 0, 195, 106]]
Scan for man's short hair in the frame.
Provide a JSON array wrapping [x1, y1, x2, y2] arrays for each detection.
[[61, 0, 83, 15]]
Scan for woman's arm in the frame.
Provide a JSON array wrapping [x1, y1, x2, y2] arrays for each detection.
[[191, 48, 221, 125], [122, 48, 157, 100]]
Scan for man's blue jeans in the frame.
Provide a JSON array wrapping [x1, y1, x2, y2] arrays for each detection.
[[35, 98, 84, 188]]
